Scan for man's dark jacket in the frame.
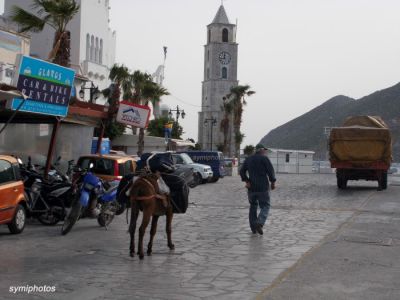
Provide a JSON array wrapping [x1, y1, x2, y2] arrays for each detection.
[[240, 152, 276, 192]]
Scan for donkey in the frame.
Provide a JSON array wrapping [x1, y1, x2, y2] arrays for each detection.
[[128, 173, 174, 259]]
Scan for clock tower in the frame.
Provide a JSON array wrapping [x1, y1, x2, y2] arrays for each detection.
[[198, 5, 238, 156]]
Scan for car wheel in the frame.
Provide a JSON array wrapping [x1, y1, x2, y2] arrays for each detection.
[[192, 172, 202, 186], [210, 177, 219, 183], [8, 204, 26, 234]]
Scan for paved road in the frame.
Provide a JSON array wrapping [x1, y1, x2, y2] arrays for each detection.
[[0, 173, 398, 299]]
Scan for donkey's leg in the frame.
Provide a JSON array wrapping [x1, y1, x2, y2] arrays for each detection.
[[166, 208, 175, 250], [147, 215, 159, 256], [138, 208, 152, 259], [129, 202, 138, 257]]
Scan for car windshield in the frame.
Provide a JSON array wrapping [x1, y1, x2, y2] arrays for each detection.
[[179, 153, 194, 164]]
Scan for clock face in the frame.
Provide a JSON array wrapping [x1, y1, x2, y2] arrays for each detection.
[[219, 51, 231, 65]]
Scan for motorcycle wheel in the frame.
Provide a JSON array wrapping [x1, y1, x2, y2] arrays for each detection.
[[61, 200, 82, 235], [97, 202, 116, 227], [97, 212, 115, 227], [37, 212, 62, 226], [115, 202, 126, 216]]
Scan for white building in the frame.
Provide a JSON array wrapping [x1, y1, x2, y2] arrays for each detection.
[[0, 16, 30, 85], [3, 0, 116, 103], [266, 148, 315, 174]]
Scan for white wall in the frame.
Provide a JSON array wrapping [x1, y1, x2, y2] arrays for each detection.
[[267, 150, 314, 174]]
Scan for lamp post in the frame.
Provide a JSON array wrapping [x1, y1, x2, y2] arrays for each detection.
[[166, 105, 185, 151], [204, 116, 217, 151], [79, 81, 100, 103], [168, 105, 185, 123]]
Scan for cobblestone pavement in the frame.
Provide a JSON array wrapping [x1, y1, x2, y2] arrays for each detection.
[[0, 173, 391, 299]]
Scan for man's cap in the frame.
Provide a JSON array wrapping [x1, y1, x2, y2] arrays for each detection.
[[255, 143, 268, 151]]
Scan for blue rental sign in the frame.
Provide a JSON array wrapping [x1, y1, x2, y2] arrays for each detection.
[[10, 55, 75, 117]]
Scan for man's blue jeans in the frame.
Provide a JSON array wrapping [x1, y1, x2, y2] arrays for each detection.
[[248, 191, 271, 231]]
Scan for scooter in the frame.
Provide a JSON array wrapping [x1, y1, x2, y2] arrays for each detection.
[[61, 166, 119, 235]]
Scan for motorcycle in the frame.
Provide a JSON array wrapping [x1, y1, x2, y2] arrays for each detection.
[[61, 165, 119, 235], [19, 157, 76, 225]]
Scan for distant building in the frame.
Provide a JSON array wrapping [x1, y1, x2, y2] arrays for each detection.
[[0, 16, 30, 85], [198, 5, 238, 155], [3, 0, 116, 103], [266, 148, 315, 174]]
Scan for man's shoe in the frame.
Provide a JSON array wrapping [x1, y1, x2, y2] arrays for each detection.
[[251, 228, 257, 234], [256, 224, 263, 235]]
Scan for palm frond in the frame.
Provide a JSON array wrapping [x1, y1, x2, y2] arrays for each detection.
[[10, 6, 47, 32]]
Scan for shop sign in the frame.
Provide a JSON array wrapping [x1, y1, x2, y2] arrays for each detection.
[[116, 101, 151, 128], [10, 55, 75, 117]]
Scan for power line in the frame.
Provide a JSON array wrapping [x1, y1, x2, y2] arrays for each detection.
[[168, 93, 208, 108]]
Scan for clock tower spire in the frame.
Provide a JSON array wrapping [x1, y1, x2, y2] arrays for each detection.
[[198, 4, 238, 155]]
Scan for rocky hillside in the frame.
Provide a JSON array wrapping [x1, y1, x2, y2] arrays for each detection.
[[260, 82, 400, 161]]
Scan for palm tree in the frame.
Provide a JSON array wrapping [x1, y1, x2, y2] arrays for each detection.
[[102, 64, 130, 140], [10, 0, 80, 67], [137, 80, 169, 156], [225, 85, 255, 159], [220, 96, 233, 156], [130, 70, 153, 104]]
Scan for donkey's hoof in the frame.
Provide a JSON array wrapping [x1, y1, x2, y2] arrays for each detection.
[[147, 249, 152, 256], [168, 243, 175, 250], [129, 251, 135, 258], [139, 254, 144, 260]]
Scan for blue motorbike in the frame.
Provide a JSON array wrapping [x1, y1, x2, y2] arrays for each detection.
[[61, 168, 119, 235]]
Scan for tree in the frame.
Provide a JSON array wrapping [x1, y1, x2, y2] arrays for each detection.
[[243, 144, 255, 156], [120, 70, 169, 155], [225, 85, 255, 159], [102, 64, 131, 140], [147, 116, 183, 139], [134, 73, 169, 156], [220, 96, 233, 156], [10, 0, 80, 67]]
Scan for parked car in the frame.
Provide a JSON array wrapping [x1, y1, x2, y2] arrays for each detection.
[[0, 155, 27, 234], [171, 153, 213, 183], [76, 154, 136, 181], [180, 151, 226, 182]]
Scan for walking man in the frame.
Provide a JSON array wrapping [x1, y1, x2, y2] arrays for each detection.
[[240, 144, 276, 235]]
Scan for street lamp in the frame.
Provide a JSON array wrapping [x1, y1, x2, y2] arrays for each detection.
[[204, 116, 217, 151], [168, 105, 185, 122], [79, 81, 100, 103]]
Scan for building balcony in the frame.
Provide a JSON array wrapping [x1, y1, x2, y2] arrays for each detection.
[[82, 60, 108, 81]]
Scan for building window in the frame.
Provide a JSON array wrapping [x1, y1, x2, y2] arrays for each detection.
[[86, 34, 90, 60], [95, 37, 99, 63], [90, 35, 94, 61], [206, 68, 210, 79], [5, 69, 14, 78], [207, 50, 209, 61], [208, 29, 211, 43], [99, 39, 103, 64], [222, 28, 228, 42], [222, 67, 227, 79], [285, 153, 290, 163]]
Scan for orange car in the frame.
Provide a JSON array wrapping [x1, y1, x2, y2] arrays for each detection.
[[76, 154, 136, 181], [0, 155, 27, 234]]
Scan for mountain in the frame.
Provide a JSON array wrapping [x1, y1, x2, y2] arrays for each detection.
[[259, 82, 400, 161]]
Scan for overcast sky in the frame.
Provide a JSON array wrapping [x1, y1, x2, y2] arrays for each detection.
[[2, 0, 400, 147]]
